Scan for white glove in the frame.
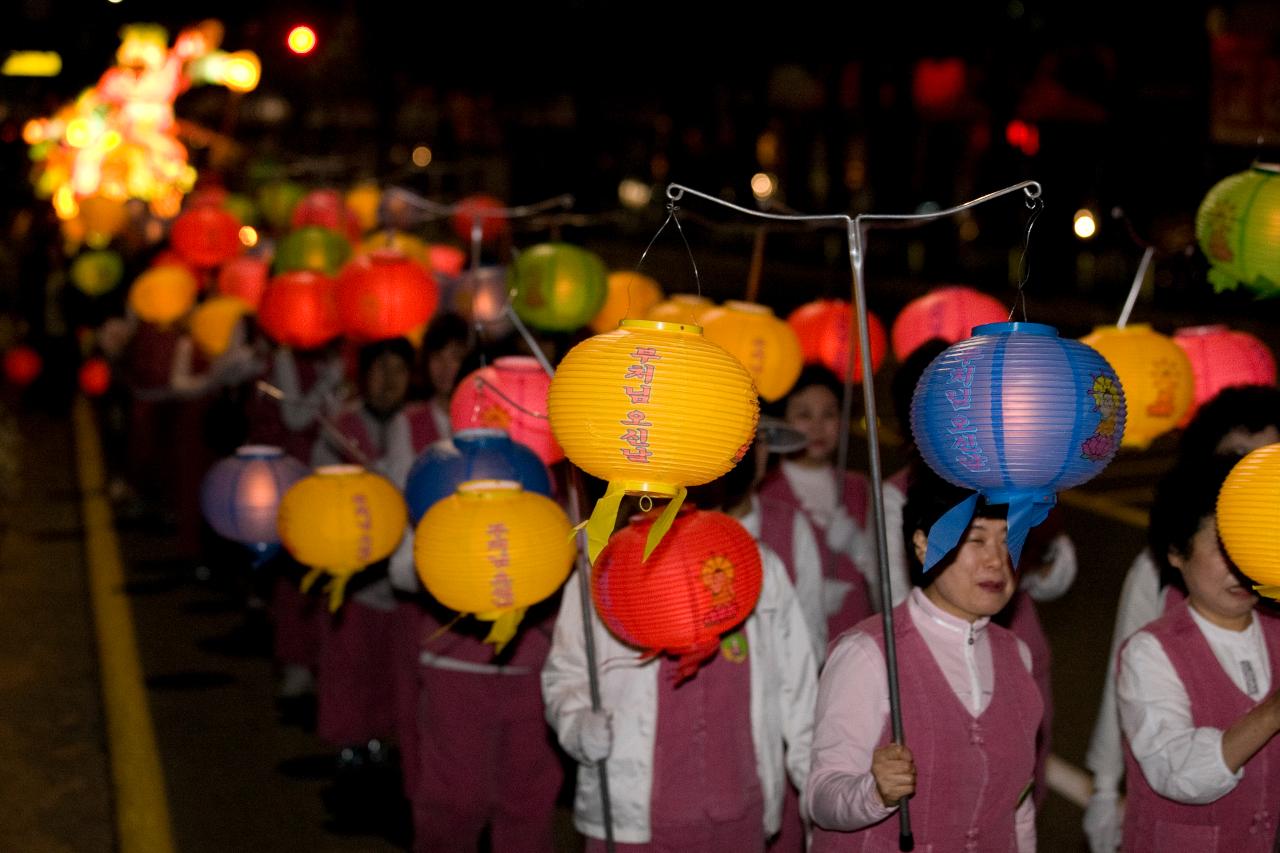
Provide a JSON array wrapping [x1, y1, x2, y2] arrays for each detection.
[[1082, 789, 1123, 853], [577, 709, 613, 763]]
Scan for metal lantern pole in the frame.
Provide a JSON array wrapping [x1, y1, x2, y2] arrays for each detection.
[[664, 180, 1041, 852]]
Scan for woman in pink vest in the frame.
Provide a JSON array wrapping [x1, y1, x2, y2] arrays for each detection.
[[310, 337, 440, 791], [807, 466, 1042, 852], [759, 366, 874, 637], [1117, 455, 1280, 853], [1085, 384, 1280, 852]]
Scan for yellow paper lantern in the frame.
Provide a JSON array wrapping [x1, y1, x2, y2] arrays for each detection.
[[277, 465, 408, 610], [700, 300, 803, 402], [1079, 324, 1194, 450], [548, 319, 759, 560], [127, 264, 198, 326], [590, 271, 664, 334], [360, 230, 429, 267], [646, 293, 713, 325], [190, 296, 250, 358], [78, 195, 128, 242], [414, 479, 575, 649], [1217, 444, 1280, 597], [346, 183, 382, 233]]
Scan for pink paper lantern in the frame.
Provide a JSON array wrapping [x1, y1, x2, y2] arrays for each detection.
[[891, 286, 1009, 362], [451, 356, 562, 466], [1173, 325, 1278, 426]]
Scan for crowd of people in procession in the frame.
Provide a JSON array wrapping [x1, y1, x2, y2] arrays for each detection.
[[89, 214, 1280, 853]]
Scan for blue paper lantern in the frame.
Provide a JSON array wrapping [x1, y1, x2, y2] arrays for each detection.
[[404, 428, 552, 524], [201, 445, 310, 554], [910, 321, 1125, 569]]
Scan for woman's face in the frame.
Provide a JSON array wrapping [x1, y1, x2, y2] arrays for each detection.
[[914, 517, 1016, 623], [427, 340, 467, 400], [365, 352, 411, 417], [1173, 514, 1256, 629], [784, 385, 840, 464]]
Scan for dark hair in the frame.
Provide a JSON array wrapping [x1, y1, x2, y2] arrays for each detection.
[[890, 337, 950, 452], [901, 460, 1007, 588], [422, 311, 470, 355], [1178, 385, 1280, 463], [764, 364, 844, 419], [357, 337, 415, 381], [1148, 455, 1240, 594]]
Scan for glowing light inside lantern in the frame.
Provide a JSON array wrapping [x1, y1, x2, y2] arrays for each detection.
[[287, 26, 317, 55], [238, 225, 258, 247], [1073, 209, 1097, 239]]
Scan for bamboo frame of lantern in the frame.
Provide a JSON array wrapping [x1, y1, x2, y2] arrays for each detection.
[[665, 179, 1042, 852]]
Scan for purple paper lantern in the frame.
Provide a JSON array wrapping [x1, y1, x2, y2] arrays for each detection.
[[201, 445, 310, 553], [910, 322, 1125, 568]]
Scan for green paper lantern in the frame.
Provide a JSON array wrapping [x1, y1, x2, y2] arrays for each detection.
[[1196, 164, 1280, 296], [274, 226, 352, 276], [70, 250, 125, 297], [256, 181, 305, 231], [511, 243, 607, 332]]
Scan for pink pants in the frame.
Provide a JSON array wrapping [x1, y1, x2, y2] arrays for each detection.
[[391, 601, 423, 800], [584, 810, 765, 853], [271, 576, 323, 669], [317, 599, 396, 747], [411, 666, 562, 853]]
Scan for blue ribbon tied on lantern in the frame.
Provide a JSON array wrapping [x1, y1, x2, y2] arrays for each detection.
[[910, 322, 1126, 571]]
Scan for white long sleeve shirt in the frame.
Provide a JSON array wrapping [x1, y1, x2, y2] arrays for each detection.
[[739, 495, 828, 663], [805, 588, 1036, 851], [781, 461, 877, 605], [1117, 605, 1269, 804], [1085, 550, 1166, 791]]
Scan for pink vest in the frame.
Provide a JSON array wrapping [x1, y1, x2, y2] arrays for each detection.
[[650, 643, 762, 829], [998, 591, 1052, 808], [758, 496, 798, 584], [1121, 603, 1280, 853], [333, 401, 439, 463], [759, 470, 872, 633], [815, 604, 1041, 852], [246, 350, 324, 462]]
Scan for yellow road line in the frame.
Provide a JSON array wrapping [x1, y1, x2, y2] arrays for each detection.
[[73, 398, 176, 853], [1060, 489, 1150, 529]]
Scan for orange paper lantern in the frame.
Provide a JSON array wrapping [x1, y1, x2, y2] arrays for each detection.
[[890, 286, 1008, 362], [335, 249, 439, 342], [592, 508, 762, 679], [787, 299, 888, 381], [700, 300, 803, 402], [646, 294, 713, 325], [190, 296, 251, 359], [1080, 324, 1195, 449], [590, 271, 664, 334], [257, 271, 341, 350], [128, 264, 199, 326], [451, 356, 561, 466]]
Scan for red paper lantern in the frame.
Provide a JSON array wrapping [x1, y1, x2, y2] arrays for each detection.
[[3, 346, 41, 387], [592, 508, 763, 679], [335, 250, 439, 342], [216, 256, 270, 310], [451, 194, 510, 245], [1174, 325, 1278, 426], [79, 357, 111, 397], [890, 286, 1009, 362], [787, 299, 888, 381], [292, 189, 362, 244], [170, 206, 243, 269], [451, 355, 562, 466], [258, 271, 341, 350], [426, 244, 467, 277]]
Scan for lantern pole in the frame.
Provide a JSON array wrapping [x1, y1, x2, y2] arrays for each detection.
[[505, 304, 618, 852], [1116, 246, 1155, 330], [665, 180, 1042, 852]]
